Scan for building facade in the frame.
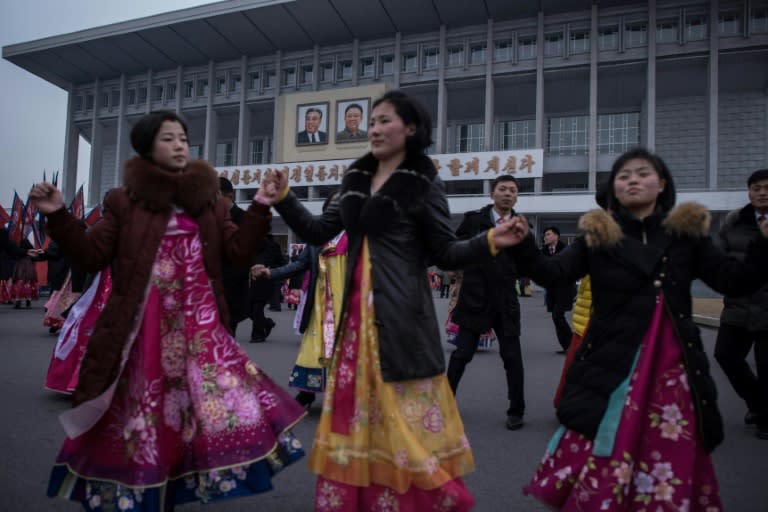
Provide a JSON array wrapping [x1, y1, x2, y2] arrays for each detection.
[[4, 0, 768, 240]]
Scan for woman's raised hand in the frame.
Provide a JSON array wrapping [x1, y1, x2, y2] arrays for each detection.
[[492, 215, 530, 249], [29, 182, 65, 214], [255, 169, 288, 205]]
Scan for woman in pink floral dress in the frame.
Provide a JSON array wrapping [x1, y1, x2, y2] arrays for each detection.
[[31, 110, 306, 511], [504, 147, 768, 511]]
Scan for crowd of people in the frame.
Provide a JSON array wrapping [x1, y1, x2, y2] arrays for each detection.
[[1, 89, 765, 511]]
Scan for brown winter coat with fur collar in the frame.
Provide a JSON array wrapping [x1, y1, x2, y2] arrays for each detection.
[[45, 157, 271, 405], [513, 203, 768, 452]]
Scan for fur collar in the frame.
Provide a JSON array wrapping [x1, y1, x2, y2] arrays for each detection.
[[122, 157, 219, 216], [578, 202, 711, 248], [338, 152, 437, 235]]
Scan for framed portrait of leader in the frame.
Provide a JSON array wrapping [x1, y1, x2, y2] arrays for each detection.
[[296, 102, 329, 146], [335, 98, 370, 143]]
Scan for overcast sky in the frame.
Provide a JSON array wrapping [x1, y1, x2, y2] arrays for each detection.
[[0, 0, 216, 209]]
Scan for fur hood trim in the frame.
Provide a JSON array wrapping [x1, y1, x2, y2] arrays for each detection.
[[578, 209, 624, 248], [662, 202, 711, 238], [578, 201, 711, 248], [338, 152, 436, 235], [122, 157, 219, 216]]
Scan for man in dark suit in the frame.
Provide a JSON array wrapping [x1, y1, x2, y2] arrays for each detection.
[[248, 234, 285, 343], [447, 175, 526, 431], [541, 226, 576, 354], [218, 177, 250, 337], [297, 108, 327, 144]]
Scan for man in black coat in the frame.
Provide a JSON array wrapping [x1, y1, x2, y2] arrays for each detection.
[[714, 168, 768, 439], [542, 226, 576, 354], [218, 177, 250, 337], [446, 175, 526, 430], [248, 234, 286, 343]]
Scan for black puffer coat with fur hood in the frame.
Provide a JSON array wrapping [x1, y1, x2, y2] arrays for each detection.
[[512, 203, 768, 452]]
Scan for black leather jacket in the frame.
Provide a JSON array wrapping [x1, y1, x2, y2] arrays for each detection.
[[268, 244, 321, 334], [275, 153, 495, 382], [513, 204, 768, 452]]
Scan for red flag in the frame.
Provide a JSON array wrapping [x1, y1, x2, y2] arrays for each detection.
[[0, 202, 9, 226], [7, 192, 24, 242], [69, 185, 85, 220], [84, 205, 103, 226]]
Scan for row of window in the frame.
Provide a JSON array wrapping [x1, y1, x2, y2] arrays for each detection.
[[454, 113, 640, 156], [186, 139, 273, 167]]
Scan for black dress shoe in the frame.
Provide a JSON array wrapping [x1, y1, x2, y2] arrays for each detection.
[[556, 349, 567, 355], [295, 391, 316, 409], [249, 336, 266, 343], [745, 411, 758, 425], [506, 414, 524, 430]]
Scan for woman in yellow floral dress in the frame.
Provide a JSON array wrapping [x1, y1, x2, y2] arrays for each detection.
[[265, 90, 524, 511]]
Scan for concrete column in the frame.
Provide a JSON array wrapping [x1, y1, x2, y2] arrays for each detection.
[[237, 55, 250, 165], [534, 10, 545, 193], [175, 65, 183, 115], [88, 78, 103, 207], [313, 44, 320, 91], [145, 69, 152, 114], [393, 32, 402, 88], [707, 0, 719, 190], [588, 3, 598, 191], [484, 19, 495, 151], [647, 0, 657, 151], [351, 38, 359, 87], [436, 25, 448, 153], [203, 61, 217, 162], [114, 74, 130, 187], [62, 85, 79, 202]]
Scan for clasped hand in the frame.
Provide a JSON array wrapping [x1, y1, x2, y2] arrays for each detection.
[[492, 215, 529, 249], [254, 170, 288, 205]]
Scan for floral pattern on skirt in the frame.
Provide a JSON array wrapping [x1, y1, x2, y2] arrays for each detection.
[[308, 239, 475, 512], [47, 212, 306, 511], [523, 295, 722, 511]]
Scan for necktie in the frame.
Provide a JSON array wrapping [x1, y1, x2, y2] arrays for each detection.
[[549, 245, 555, 255], [312, 133, 317, 143]]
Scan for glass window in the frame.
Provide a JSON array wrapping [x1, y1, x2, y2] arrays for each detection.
[[248, 72, 259, 90], [544, 33, 564, 56], [137, 85, 147, 104], [152, 85, 163, 102], [494, 40, 513, 62], [518, 36, 537, 60], [300, 65, 314, 84], [101, 93, 109, 109], [597, 112, 640, 154], [189, 145, 202, 160], [423, 48, 439, 70], [197, 79, 208, 97], [718, 12, 740, 35], [110, 90, 120, 107], [320, 62, 333, 82], [215, 76, 226, 94], [457, 123, 484, 153], [250, 139, 272, 164], [752, 7, 768, 33], [448, 46, 464, 67], [444, 180, 484, 196], [184, 81, 194, 98], [85, 94, 94, 110], [379, 55, 394, 76], [264, 70, 276, 89], [337, 60, 353, 80], [625, 22, 648, 48], [359, 57, 374, 77], [570, 30, 590, 54], [73, 95, 84, 112], [402, 51, 417, 72], [166, 83, 176, 101], [656, 19, 678, 43], [230, 74, 241, 93], [500, 119, 536, 150], [282, 68, 296, 87], [126, 89, 136, 105], [548, 116, 589, 156], [470, 44, 486, 65], [598, 26, 619, 50], [216, 142, 233, 166], [685, 16, 708, 41]]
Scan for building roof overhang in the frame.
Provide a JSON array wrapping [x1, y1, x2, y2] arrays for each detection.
[[3, 0, 637, 89]]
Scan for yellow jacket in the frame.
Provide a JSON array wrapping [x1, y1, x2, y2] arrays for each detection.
[[571, 275, 592, 336]]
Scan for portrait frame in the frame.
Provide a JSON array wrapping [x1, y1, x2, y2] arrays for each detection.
[[296, 102, 330, 146], [335, 98, 370, 144]]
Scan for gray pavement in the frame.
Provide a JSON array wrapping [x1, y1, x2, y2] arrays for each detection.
[[0, 291, 766, 511]]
